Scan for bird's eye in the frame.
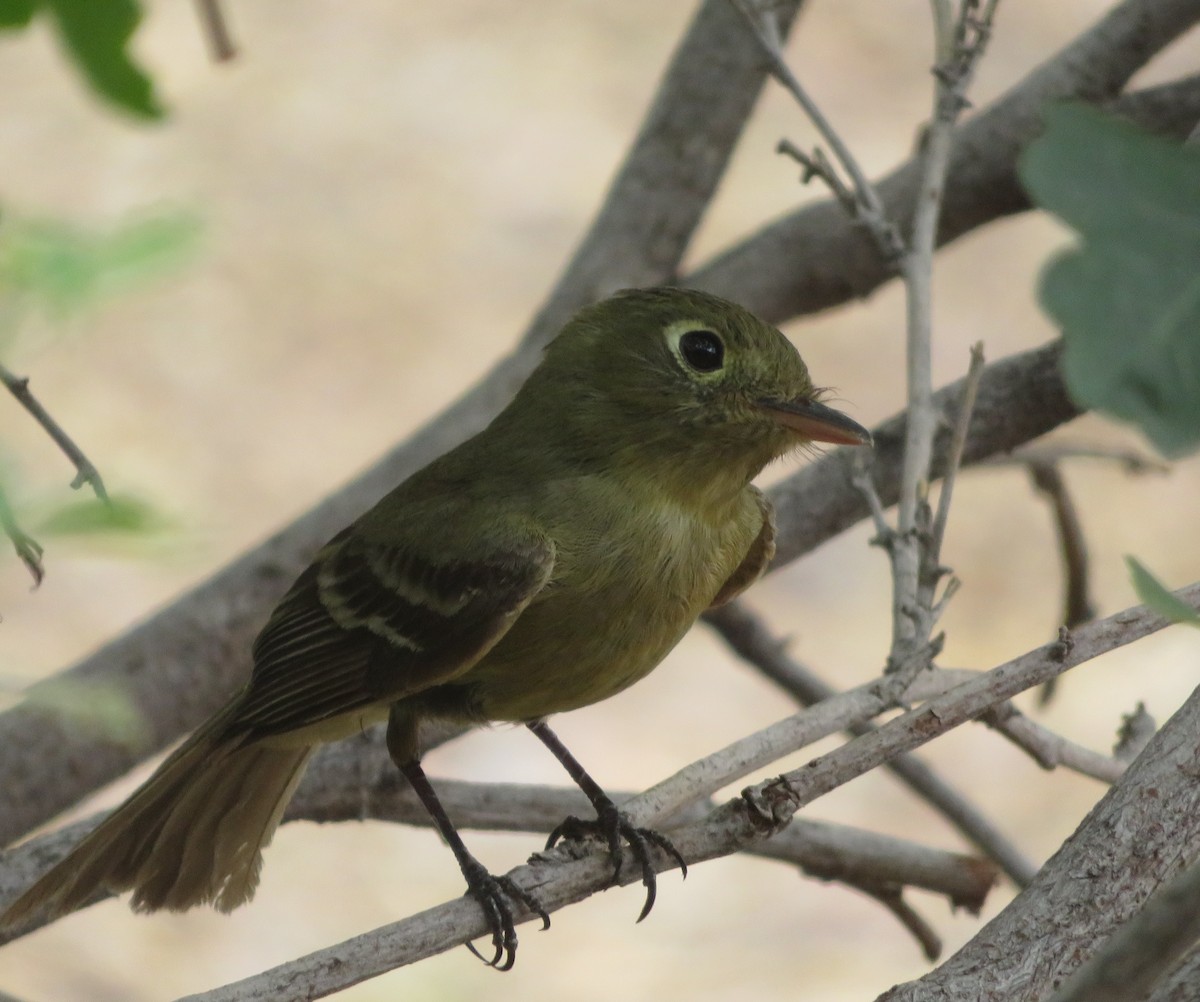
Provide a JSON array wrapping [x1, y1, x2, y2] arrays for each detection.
[[678, 330, 724, 372]]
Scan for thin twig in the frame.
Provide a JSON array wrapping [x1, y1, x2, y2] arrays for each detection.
[[1029, 461, 1095, 630], [993, 442, 1169, 476], [193, 0, 237, 61], [762, 581, 1199, 823], [930, 342, 986, 560], [776, 138, 858, 216], [852, 456, 895, 542], [887, 3, 1000, 682], [0, 483, 44, 586], [980, 702, 1125, 783], [858, 883, 943, 960], [706, 601, 1037, 885], [616, 674, 896, 827], [729, 0, 904, 260], [0, 363, 108, 502], [1028, 459, 1096, 704]]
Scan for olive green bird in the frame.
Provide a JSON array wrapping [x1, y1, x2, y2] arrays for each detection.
[[1, 287, 870, 968]]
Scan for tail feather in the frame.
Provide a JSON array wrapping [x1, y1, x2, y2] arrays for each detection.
[[1, 705, 313, 929]]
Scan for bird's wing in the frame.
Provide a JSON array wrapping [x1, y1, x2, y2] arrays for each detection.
[[708, 487, 775, 608], [231, 527, 555, 740]]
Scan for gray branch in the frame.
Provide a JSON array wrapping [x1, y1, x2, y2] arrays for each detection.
[[173, 586, 1199, 1001], [1046, 858, 1200, 1002], [879, 671, 1200, 1000], [692, 0, 1200, 322]]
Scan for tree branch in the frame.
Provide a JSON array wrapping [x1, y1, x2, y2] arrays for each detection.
[[1146, 943, 1200, 1002], [0, 777, 994, 947], [981, 702, 1126, 784], [0, 362, 109, 503], [193, 0, 237, 61], [729, 0, 904, 260], [879, 671, 1200, 1000], [1045, 857, 1200, 1002], [692, 0, 1200, 321], [2, 666, 998, 940], [706, 600, 1037, 885], [175, 585, 1200, 1001]]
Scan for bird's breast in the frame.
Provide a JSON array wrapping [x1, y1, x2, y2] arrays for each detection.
[[459, 482, 757, 722]]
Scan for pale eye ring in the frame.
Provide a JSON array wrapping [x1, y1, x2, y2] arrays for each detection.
[[678, 329, 724, 372]]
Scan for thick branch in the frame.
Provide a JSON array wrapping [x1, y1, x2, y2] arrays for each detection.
[[879, 676, 1200, 1001], [1146, 944, 1200, 1002], [1046, 858, 1200, 1002]]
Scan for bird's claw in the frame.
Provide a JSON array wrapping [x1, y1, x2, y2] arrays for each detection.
[[547, 804, 686, 922], [460, 859, 549, 971]]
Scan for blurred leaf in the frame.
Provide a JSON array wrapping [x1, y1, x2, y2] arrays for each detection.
[[0, 0, 36, 28], [34, 492, 170, 537], [23, 675, 147, 744], [44, 0, 163, 119], [99, 213, 203, 283], [1126, 556, 1200, 629], [0, 210, 202, 319], [1019, 104, 1200, 459]]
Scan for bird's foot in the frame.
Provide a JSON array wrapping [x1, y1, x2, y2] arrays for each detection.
[[546, 802, 686, 922], [459, 857, 550, 971]]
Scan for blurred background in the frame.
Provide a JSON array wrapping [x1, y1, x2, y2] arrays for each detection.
[[2, 2, 1198, 999]]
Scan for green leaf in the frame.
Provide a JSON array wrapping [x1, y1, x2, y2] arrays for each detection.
[[0, 218, 102, 315], [1126, 556, 1200, 628], [34, 493, 169, 536], [0, 0, 36, 28], [0, 210, 201, 319], [1019, 103, 1200, 459], [98, 213, 203, 283], [44, 0, 164, 120]]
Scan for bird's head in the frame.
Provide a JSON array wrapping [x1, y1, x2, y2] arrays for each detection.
[[529, 288, 870, 489]]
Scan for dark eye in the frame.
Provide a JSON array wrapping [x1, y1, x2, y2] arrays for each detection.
[[679, 330, 724, 372]]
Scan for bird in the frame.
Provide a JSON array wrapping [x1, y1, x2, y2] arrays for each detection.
[[0, 287, 870, 968]]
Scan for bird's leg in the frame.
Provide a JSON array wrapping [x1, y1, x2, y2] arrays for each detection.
[[527, 719, 687, 922], [388, 712, 548, 970]]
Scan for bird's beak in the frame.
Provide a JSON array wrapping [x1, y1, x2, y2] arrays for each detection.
[[757, 397, 872, 446]]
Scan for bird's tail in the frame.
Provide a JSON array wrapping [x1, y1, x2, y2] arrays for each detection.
[[1, 703, 312, 930]]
